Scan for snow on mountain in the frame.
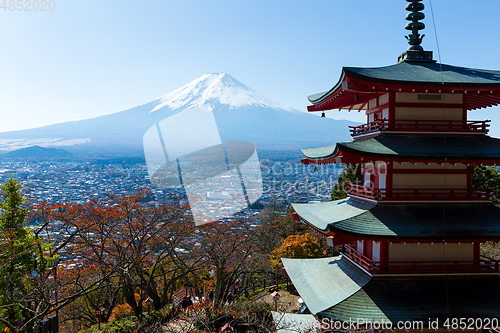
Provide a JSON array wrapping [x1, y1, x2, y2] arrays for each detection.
[[151, 73, 294, 112], [0, 73, 359, 156]]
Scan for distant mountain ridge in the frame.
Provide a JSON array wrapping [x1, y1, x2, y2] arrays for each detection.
[[4, 145, 72, 159], [0, 73, 359, 157]]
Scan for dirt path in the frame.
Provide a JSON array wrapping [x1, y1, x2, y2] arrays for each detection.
[[161, 290, 300, 332], [254, 290, 300, 313]]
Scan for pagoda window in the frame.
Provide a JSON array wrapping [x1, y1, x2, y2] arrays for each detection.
[[363, 162, 386, 190], [368, 113, 375, 123], [378, 173, 386, 190], [356, 240, 364, 255], [381, 108, 389, 120], [364, 168, 371, 188], [368, 98, 377, 109], [372, 241, 381, 262], [379, 93, 389, 106], [377, 162, 387, 190]]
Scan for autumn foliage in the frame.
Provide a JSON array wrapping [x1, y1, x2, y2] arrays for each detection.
[[270, 233, 326, 267], [0, 176, 314, 332]]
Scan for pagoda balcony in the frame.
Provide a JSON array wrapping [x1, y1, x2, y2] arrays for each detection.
[[348, 184, 493, 202], [342, 244, 375, 273], [349, 119, 490, 137], [343, 245, 500, 275]]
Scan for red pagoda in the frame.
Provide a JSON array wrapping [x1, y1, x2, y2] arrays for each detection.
[[283, 0, 500, 329]]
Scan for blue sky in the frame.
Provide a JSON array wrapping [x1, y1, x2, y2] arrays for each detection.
[[2, 0, 500, 136]]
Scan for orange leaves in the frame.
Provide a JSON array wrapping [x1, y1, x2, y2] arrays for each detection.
[[270, 232, 326, 267], [109, 303, 134, 321]]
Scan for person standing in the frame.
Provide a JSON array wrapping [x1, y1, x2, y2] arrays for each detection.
[[180, 296, 189, 314]]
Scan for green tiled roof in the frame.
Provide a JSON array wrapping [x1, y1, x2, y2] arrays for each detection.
[[301, 145, 337, 160], [271, 312, 319, 333], [308, 62, 500, 103], [293, 199, 375, 231], [302, 135, 500, 161], [294, 199, 500, 239], [319, 276, 500, 322], [346, 62, 500, 86], [282, 256, 371, 315]]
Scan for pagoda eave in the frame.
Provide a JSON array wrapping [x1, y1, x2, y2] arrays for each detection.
[[302, 155, 500, 167], [300, 135, 500, 166], [318, 276, 500, 322], [281, 256, 371, 315], [283, 257, 500, 321], [308, 63, 500, 112], [301, 151, 500, 167], [293, 199, 500, 241]]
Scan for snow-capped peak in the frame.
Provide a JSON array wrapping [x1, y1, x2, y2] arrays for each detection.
[[151, 73, 293, 112]]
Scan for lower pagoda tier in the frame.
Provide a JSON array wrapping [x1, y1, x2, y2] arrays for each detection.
[[319, 276, 500, 323], [281, 257, 371, 315], [301, 134, 500, 165], [283, 257, 500, 323], [293, 199, 500, 240]]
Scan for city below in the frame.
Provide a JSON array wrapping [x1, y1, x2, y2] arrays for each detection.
[[0, 150, 340, 222]]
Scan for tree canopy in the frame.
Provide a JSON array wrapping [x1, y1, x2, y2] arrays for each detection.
[[331, 164, 362, 201], [472, 165, 500, 200], [270, 233, 326, 268], [0, 177, 57, 332]]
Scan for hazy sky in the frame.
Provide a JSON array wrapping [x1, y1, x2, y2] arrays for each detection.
[[2, 1, 500, 136]]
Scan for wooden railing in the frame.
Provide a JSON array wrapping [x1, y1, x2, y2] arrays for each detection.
[[347, 184, 376, 200], [343, 245, 375, 273], [349, 119, 490, 136], [342, 245, 500, 275], [348, 184, 493, 202]]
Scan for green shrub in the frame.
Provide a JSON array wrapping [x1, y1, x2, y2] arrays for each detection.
[[83, 316, 139, 333]]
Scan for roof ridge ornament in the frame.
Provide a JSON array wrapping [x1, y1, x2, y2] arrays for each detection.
[[398, 0, 436, 63]]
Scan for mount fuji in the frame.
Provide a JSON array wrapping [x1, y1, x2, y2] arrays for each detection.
[[0, 73, 358, 157]]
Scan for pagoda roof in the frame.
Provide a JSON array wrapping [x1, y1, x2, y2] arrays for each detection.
[[301, 134, 500, 164], [271, 312, 319, 333], [284, 256, 500, 320], [281, 256, 371, 315], [307, 62, 500, 111], [346, 62, 500, 86], [293, 198, 375, 231], [319, 276, 500, 322], [293, 199, 500, 240]]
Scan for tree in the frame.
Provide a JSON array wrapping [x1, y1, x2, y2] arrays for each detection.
[[270, 233, 326, 268], [472, 165, 500, 200], [0, 177, 58, 332], [41, 191, 198, 329], [3, 191, 169, 332], [194, 221, 253, 305], [331, 164, 362, 200], [473, 166, 500, 258]]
